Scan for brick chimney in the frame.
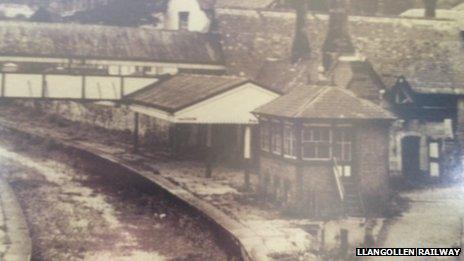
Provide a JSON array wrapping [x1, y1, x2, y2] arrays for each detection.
[[291, 0, 311, 63], [322, 0, 355, 71]]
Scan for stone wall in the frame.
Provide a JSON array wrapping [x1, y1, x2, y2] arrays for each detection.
[[355, 122, 391, 211], [259, 155, 298, 211], [216, 8, 459, 91], [20, 100, 171, 147], [259, 155, 341, 218]]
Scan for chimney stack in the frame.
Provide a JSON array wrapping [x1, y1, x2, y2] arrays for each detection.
[[291, 0, 311, 63], [322, 0, 355, 71]]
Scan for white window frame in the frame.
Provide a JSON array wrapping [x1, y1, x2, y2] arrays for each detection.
[[178, 11, 190, 30], [283, 122, 297, 159], [301, 124, 332, 160], [271, 120, 282, 155], [333, 127, 353, 162], [429, 141, 440, 177], [260, 119, 270, 152]]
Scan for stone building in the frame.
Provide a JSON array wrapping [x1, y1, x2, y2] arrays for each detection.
[[254, 85, 395, 218]]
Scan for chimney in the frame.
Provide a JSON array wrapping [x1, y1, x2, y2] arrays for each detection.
[[322, 0, 355, 71], [423, 0, 437, 18], [291, 0, 311, 63]]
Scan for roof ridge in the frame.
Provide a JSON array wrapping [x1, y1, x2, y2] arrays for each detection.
[[177, 73, 248, 80], [294, 86, 329, 118], [1, 21, 209, 35], [335, 87, 394, 117]]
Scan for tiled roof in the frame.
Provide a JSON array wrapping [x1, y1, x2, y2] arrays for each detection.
[[197, 0, 216, 10], [254, 85, 395, 120], [0, 21, 223, 64], [255, 58, 313, 93], [216, 9, 464, 95], [197, 0, 277, 10], [215, 0, 277, 9], [126, 74, 250, 112]]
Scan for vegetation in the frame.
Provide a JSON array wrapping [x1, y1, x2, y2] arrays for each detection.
[[284, 0, 464, 15], [65, 0, 168, 26]]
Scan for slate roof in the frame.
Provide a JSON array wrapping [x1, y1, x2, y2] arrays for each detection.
[[215, 0, 277, 9], [255, 58, 313, 93], [216, 9, 464, 95], [254, 85, 395, 120], [0, 21, 223, 64], [198, 0, 277, 10], [126, 74, 253, 112]]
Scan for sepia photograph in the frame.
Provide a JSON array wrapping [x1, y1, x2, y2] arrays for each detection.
[[0, 0, 463, 260]]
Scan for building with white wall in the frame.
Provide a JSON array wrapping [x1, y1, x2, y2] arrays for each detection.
[[163, 0, 211, 32]]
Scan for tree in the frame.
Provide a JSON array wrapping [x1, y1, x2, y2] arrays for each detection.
[[30, 7, 60, 23], [66, 0, 168, 27]]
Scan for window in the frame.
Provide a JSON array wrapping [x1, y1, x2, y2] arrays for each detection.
[[260, 121, 270, 152], [429, 141, 440, 177], [283, 123, 297, 158], [302, 126, 332, 160], [271, 121, 282, 155], [333, 128, 353, 162], [178, 12, 189, 30]]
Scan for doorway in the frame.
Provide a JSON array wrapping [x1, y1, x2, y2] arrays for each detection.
[[402, 136, 421, 178]]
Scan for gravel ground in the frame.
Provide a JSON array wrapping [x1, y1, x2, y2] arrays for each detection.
[[0, 102, 317, 259], [381, 186, 464, 249], [0, 133, 229, 261]]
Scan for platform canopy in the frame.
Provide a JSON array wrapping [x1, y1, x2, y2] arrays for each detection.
[[126, 74, 281, 124]]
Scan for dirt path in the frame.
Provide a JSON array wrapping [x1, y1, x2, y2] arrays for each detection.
[[0, 139, 228, 261]]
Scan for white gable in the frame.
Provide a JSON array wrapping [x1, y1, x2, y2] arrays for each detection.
[[164, 0, 210, 32], [130, 82, 280, 124], [174, 82, 279, 124]]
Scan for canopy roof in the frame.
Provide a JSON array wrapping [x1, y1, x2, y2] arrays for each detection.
[[127, 74, 280, 124]]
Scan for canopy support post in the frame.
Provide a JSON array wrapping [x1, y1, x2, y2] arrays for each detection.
[[243, 125, 252, 191], [169, 124, 178, 158], [205, 124, 213, 178], [133, 112, 139, 153]]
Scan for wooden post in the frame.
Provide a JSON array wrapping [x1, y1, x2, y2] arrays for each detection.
[[1, 73, 5, 97], [169, 124, 180, 158], [205, 124, 213, 178], [243, 125, 252, 191], [120, 77, 125, 99], [81, 75, 86, 99], [133, 112, 139, 153], [296, 120, 302, 160], [41, 74, 47, 98]]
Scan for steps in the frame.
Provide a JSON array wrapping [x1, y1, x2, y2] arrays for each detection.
[[342, 180, 365, 217]]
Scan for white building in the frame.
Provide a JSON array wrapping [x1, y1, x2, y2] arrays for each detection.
[[163, 0, 211, 32]]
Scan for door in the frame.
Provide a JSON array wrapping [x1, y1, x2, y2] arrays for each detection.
[[402, 136, 421, 177]]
